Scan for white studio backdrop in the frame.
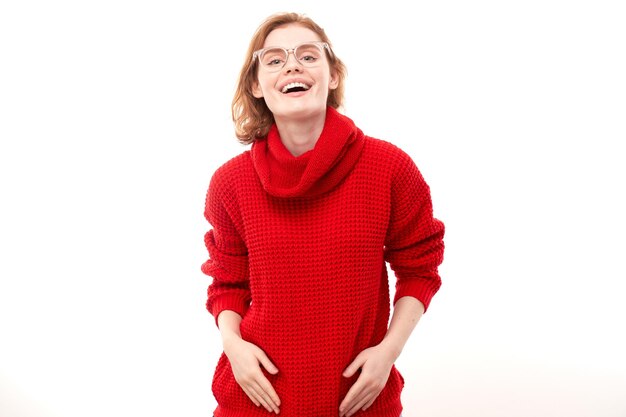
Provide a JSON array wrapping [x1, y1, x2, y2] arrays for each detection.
[[1, 1, 625, 416]]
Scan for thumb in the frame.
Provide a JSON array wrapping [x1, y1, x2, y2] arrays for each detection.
[[343, 354, 365, 378], [256, 351, 279, 374]]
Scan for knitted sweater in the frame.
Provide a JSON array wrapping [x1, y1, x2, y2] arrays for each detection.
[[202, 107, 444, 417]]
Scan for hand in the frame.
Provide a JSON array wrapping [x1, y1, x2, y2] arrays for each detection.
[[223, 336, 281, 414], [339, 343, 396, 417]]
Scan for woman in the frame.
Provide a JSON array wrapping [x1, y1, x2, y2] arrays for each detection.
[[202, 12, 445, 417]]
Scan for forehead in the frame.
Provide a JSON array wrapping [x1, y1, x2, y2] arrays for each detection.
[[263, 24, 322, 48]]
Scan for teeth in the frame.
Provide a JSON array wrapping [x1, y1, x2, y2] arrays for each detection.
[[281, 82, 310, 93]]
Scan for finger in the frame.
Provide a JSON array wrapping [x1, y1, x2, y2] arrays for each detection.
[[247, 383, 275, 413], [256, 376, 281, 408], [342, 354, 365, 378], [342, 383, 379, 417], [241, 385, 261, 407], [346, 393, 374, 417], [257, 351, 279, 375], [357, 384, 384, 413], [339, 387, 356, 415], [346, 390, 370, 414], [251, 379, 280, 413], [339, 382, 365, 416], [362, 396, 376, 411]]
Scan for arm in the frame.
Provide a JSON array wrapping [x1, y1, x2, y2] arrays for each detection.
[[202, 174, 251, 323], [340, 151, 444, 417], [339, 296, 424, 417], [202, 172, 280, 413], [379, 296, 425, 359]]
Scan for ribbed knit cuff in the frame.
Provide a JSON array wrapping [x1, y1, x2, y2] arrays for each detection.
[[394, 277, 440, 312], [208, 293, 250, 327]]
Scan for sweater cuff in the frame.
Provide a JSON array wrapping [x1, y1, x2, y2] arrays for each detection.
[[207, 293, 250, 327], [394, 277, 440, 313]]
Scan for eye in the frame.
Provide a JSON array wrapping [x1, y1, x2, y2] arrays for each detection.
[[300, 54, 318, 62], [296, 45, 322, 64], [261, 49, 286, 67], [267, 58, 284, 66]]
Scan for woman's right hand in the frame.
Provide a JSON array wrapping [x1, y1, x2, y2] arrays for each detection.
[[223, 335, 281, 414]]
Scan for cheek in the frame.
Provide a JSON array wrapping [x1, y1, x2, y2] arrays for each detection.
[[260, 77, 278, 94], [253, 75, 274, 99]]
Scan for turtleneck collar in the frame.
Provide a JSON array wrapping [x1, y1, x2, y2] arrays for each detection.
[[251, 107, 366, 198]]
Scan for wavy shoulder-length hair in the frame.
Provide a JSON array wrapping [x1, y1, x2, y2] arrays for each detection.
[[232, 12, 347, 145]]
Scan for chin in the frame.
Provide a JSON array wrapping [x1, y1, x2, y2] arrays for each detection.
[[272, 102, 327, 120]]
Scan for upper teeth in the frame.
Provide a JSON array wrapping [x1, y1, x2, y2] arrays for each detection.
[[282, 82, 309, 93]]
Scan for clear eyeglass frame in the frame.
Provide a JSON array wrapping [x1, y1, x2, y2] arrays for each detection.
[[252, 41, 332, 72]]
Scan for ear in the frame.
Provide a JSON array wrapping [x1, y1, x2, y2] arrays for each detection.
[[252, 81, 264, 98], [329, 71, 339, 90]]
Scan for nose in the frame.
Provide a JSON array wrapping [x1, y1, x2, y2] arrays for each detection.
[[283, 51, 302, 72]]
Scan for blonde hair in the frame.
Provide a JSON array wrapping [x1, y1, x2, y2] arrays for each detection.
[[231, 12, 347, 145]]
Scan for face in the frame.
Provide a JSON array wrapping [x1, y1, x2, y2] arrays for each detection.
[[252, 24, 338, 122]]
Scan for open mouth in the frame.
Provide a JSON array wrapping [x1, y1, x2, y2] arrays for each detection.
[[281, 82, 311, 94]]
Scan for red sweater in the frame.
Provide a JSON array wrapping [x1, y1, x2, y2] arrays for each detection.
[[202, 107, 444, 417]]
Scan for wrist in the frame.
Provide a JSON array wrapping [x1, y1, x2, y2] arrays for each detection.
[[378, 337, 403, 362], [221, 329, 242, 348]]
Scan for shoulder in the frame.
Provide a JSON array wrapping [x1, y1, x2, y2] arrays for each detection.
[[207, 150, 254, 204], [210, 150, 253, 189], [362, 136, 420, 175]]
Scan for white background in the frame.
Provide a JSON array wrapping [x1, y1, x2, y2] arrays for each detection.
[[1, 0, 625, 416]]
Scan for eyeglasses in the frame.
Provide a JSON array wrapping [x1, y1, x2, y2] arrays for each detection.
[[252, 42, 331, 72]]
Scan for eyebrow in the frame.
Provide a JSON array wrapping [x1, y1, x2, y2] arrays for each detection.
[[260, 41, 324, 49]]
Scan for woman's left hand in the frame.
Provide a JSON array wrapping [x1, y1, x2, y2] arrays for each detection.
[[339, 343, 397, 417]]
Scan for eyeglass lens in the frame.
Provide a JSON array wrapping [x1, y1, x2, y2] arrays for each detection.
[[258, 44, 324, 71]]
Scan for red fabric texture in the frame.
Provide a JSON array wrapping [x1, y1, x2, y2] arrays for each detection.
[[202, 107, 444, 417]]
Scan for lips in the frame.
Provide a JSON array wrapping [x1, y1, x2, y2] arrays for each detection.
[[280, 81, 312, 94]]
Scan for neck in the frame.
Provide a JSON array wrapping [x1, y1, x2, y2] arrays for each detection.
[[274, 110, 326, 157]]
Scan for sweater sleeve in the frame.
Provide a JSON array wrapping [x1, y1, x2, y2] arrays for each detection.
[[384, 151, 445, 312], [201, 171, 251, 327]]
